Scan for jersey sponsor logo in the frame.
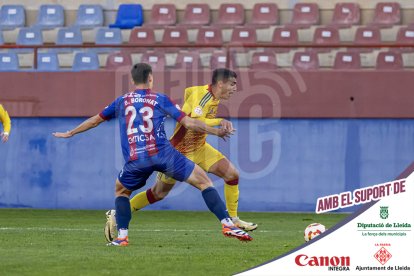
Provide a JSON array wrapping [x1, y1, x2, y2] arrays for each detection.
[[194, 106, 203, 116], [128, 134, 156, 144]]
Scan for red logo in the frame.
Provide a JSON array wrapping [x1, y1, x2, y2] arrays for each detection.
[[374, 247, 392, 265], [295, 254, 350, 266]]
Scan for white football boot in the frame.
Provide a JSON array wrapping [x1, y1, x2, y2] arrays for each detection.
[[104, 210, 117, 242], [231, 217, 258, 231]]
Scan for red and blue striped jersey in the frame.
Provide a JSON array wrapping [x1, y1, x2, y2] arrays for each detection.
[[99, 89, 185, 162]]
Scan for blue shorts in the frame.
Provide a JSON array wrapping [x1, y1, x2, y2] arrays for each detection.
[[118, 146, 195, 191]]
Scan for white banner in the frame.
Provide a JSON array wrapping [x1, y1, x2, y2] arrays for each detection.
[[237, 172, 414, 276]]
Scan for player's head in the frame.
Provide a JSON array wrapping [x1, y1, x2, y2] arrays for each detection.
[[131, 63, 153, 88], [211, 68, 237, 100]]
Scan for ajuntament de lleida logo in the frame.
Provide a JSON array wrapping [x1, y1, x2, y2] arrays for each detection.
[[380, 206, 389, 219]]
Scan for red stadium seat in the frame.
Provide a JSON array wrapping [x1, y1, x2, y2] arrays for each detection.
[[174, 51, 202, 69], [329, 2, 360, 28], [353, 26, 381, 52], [250, 51, 277, 70], [288, 3, 320, 28], [144, 4, 176, 27], [129, 27, 156, 45], [213, 4, 244, 27], [179, 4, 210, 26], [210, 51, 229, 69], [196, 27, 223, 45], [272, 27, 298, 53], [292, 51, 319, 70], [230, 26, 257, 44], [105, 52, 132, 69], [333, 51, 361, 69], [369, 2, 401, 28], [247, 3, 279, 27], [396, 26, 414, 53], [162, 27, 188, 45], [376, 51, 403, 70], [312, 26, 340, 53], [141, 51, 166, 71]]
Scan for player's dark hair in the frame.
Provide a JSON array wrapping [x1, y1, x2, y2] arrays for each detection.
[[211, 68, 237, 85], [131, 63, 153, 84]]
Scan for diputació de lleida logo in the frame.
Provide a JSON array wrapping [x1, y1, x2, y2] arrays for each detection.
[[380, 206, 389, 219]]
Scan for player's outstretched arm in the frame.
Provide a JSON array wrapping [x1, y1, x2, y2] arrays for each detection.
[[53, 114, 105, 138], [180, 116, 234, 140]]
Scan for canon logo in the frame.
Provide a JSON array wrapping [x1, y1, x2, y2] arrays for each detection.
[[295, 254, 350, 267]]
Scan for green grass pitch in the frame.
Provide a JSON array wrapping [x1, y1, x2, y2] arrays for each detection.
[[0, 209, 347, 275]]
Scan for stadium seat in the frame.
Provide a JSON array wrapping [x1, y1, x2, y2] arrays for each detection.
[[196, 27, 223, 45], [210, 51, 229, 69], [213, 4, 244, 27], [35, 4, 64, 29], [179, 4, 210, 26], [174, 51, 202, 69], [144, 4, 176, 27], [128, 27, 156, 45], [396, 26, 414, 45], [230, 26, 257, 45], [37, 52, 60, 71], [72, 52, 100, 71], [0, 5, 25, 30], [312, 26, 340, 53], [288, 3, 320, 28], [75, 5, 104, 29], [376, 51, 403, 70], [0, 31, 3, 45], [333, 51, 361, 69], [16, 27, 43, 45], [0, 52, 19, 71], [162, 27, 188, 45], [105, 51, 132, 70], [250, 51, 277, 70], [369, 2, 401, 28], [292, 51, 319, 70], [141, 51, 166, 71], [272, 27, 299, 53], [56, 27, 83, 45], [353, 26, 381, 52], [95, 27, 122, 45], [109, 4, 143, 29], [329, 2, 360, 28], [247, 3, 279, 27]]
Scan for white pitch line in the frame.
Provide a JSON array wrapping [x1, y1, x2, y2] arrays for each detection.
[[0, 227, 281, 233]]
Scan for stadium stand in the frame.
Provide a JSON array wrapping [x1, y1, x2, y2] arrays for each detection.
[[75, 4, 104, 29], [129, 27, 156, 45], [230, 26, 257, 44], [250, 50, 277, 70], [109, 4, 143, 29], [141, 51, 166, 71], [105, 51, 132, 69], [56, 26, 83, 45], [376, 50, 403, 70], [333, 51, 361, 69], [162, 27, 189, 45], [292, 51, 319, 70], [329, 2, 361, 28], [0, 5, 25, 29], [174, 51, 202, 69], [369, 2, 401, 28], [354, 26, 382, 46], [37, 52, 60, 71], [0, 52, 19, 71], [272, 26, 299, 53], [95, 27, 122, 45], [72, 51, 100, 71], [179, 4, 210, 26], [196, 26, 223, 45], [35, 4, 64, 29], [288, 3, 320, 28], [144, 4, 176, 27], [247, 3, 279, 27], [16, 27, 43, 45], [213, 3, 245, 27], [210, 51, 228, 69]]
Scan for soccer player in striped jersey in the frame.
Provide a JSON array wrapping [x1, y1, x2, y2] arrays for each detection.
[[107, 68, 257, 237], [53, 63, 252, 246], [0, 104, 11, 143]]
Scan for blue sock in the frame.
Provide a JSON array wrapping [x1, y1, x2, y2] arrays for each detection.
[[115, 196, 131, 230], [201, 187, 229, 221]]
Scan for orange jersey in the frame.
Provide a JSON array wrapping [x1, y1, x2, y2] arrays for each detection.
[[170, 85, 222, 153]]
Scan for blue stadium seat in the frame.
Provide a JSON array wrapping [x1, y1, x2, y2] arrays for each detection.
[[109, 4, 143, 29], [0, 5, 25, 29], [37, 52, 60, 71], [95, 27, 122, 44], [0, 52, 19, 71], [17, 27, 43, 45], [35, 4, 64, 29], [72, 52, 100, 71], [56, 26, 82, 45], [75, 5, 104, 29], [0, 31, 4, 44]]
